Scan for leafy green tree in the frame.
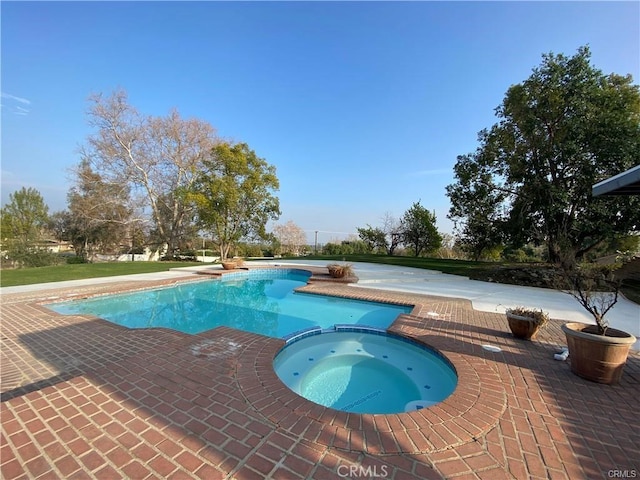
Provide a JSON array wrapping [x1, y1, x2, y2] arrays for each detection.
[[322, 241, 357, 255], [343, 239, 370, 254], [1, 187, 49, 254], [400, 201, 442, 257], [357, 225, 387, 253], [188, 142, 280, 260], [584, 233, 640, 261], [356, 213, 403, 255], [446, 153, 506, 260], [447, 46, 640, 268]]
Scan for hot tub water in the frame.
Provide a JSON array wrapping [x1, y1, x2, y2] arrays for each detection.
[[274, 329, 457, 414]]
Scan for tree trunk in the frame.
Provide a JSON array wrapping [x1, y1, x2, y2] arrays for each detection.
[[219, 243, 230, 261], [547, 239, 576, 271]]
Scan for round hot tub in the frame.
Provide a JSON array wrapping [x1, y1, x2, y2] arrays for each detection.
[[274, 328, 457, 414]]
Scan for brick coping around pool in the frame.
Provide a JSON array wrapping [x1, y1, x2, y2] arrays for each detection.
[[1, 265, 639, 479], [248, 315, 504, 455]]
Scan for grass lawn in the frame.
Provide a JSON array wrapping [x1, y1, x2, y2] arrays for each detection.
[[0, 262, 201, 287], [299, 254, 500, 277]]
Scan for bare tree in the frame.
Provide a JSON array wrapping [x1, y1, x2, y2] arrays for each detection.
[[79, 89, 218, 257], [558, 264, 621, 335], [381, 212, 402, 255], [273, 221, 307, 256]]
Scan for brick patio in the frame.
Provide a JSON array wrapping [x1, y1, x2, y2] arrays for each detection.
[[1, 267, 639, 479]]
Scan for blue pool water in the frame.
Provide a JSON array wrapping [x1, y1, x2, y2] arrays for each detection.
[[47, 269, 413, 338], [274, 329, 458, 414]]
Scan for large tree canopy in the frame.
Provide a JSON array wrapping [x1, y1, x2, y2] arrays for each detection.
[[1, 187, 49, 249], [188, 142, 280, 260], [447, 46, 640, 267], [357, 225, 388, 253]]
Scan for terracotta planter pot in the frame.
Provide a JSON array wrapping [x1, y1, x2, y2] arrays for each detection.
[[506, 312, 543, 340], [221, 261, 237, 270], [561, 322, 636, 385]]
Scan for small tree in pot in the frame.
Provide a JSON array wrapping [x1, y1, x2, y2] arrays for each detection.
[[558, 263, 636, 384]]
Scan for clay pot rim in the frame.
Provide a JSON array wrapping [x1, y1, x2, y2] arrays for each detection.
[[561, 322, 637, 345], [506, 312, 545, 323]]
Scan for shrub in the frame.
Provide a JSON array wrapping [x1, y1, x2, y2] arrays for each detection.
[[6, 249, 63, 268], [66, 255, 88, 264]]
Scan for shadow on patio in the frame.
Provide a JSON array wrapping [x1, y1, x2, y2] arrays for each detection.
[[390, 312, 640, 478], [2, 311, 444, 479], [2, 288, 639, 479]]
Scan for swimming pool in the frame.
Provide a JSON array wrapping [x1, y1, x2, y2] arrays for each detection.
[[274, 328, 458, 414], [46, 269, 413, 338]]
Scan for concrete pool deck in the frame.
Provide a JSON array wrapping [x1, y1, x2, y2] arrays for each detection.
[[1, 262, 639, 479]]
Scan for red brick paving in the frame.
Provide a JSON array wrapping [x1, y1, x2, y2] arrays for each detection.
[[1, 267, 639, 479]]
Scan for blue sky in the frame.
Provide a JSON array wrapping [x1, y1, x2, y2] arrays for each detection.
[[2, 1, 639, 244]]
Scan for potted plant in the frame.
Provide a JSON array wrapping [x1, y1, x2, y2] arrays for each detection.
[[559, 263, 636, 385], [327, 262, 354, 279], [505, 306, 549, 340], [221, 260, 237, 270]]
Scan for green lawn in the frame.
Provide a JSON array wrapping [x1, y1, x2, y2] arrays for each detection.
[[299, 254, 499, 277], [0, 262, 202, 287]]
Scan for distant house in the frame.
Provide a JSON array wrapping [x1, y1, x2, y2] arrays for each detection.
[[36, 240, 74, 253]]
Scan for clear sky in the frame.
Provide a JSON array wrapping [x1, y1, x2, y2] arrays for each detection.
[[2, 1, 639, 245]]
